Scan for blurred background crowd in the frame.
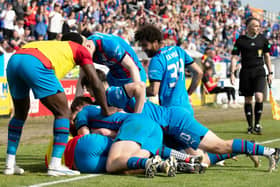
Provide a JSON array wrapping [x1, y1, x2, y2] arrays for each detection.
[[0, 0, 280, 70]]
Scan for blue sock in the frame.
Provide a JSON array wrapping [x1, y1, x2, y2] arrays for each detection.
[[7, 118, 24, 155], [232, 139, 264, 155], [127, 157, 148, 169], [207, 152, 238, 165], [52, 118, 69, 158], [156, 146, 171, 159]]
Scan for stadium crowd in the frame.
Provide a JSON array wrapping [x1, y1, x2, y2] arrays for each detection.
[[1, 0, 280, 61]]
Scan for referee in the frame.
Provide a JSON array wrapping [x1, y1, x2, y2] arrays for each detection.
[[230, 17, 273, 135]]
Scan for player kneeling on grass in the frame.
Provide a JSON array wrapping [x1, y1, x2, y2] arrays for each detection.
[[82, 73, 280, 173]]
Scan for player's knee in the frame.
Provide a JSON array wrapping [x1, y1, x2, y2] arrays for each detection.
[[105, 160, 113, 173], [55, 108, 71, 119], [106, 158, 118, 173]]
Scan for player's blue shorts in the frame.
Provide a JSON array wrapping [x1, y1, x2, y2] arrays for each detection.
[[106, 67, 147, 87], [165, 107, 209, 150], [114, 114, 163, 155], [74, 134, 113, 173], [6, 54, 64, 99]]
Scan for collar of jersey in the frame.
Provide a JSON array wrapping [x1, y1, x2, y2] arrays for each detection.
[[246, 34, 258, 39]]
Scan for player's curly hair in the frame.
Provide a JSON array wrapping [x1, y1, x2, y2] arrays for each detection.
[[61, 32, 83, 44], [135, 24, 163, 43]]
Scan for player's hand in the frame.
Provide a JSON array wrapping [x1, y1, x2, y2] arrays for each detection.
[[230, 74, 235, 85], [267, 74, 273, 86]]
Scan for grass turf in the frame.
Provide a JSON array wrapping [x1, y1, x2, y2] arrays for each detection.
[[0, 109, 279, 187]]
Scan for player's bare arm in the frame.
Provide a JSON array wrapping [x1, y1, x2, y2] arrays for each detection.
[[78, 126, 90, 135], [124, 82, 146, 113], [230, 55, 239, 85], [186, 62, 203, 95], [81, 64, 113, 116], [121, 54, 142, 82], [146, 80, 160, 97]]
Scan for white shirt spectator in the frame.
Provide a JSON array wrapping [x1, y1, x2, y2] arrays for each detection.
[[214, 0, 222, 12], [225, 16, 234, 26], [233, 16, 241, 27], [1, 9, 16, 30], [204, 26, 214, 41], [48, 11, 64, 34], [188, 42, 197, 51], [14, 25, 25, 38]]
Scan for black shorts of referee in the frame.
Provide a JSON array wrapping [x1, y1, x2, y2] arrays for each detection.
[[238, 65, 266, 97]]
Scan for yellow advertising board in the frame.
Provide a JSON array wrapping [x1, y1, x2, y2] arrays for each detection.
[[0, 77, 12, 115]]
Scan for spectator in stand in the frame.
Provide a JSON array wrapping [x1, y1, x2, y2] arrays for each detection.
[[12, 0, 27, 19], [25, 0, 37, 37], [0, 0, 278, 81], [66, 11, 78, 33], [14, 19, 25, 39], [202, 64, 239, 108], [23, 25, 35, 42], [202, 47, 217, 75], [1, 2, 16, 39], [10, 30, 26, 50], [48, 3, 64, 40], [35, 5, 48, 40]]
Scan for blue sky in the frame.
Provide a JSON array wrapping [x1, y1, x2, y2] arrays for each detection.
[[225, 0, 280, 13]]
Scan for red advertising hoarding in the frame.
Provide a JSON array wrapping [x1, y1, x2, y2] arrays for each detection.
[[29, 79, 78, 117]]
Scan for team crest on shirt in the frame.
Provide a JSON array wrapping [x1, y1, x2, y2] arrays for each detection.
[[257, 49, 263, 57], [251, 42, 255, 46]]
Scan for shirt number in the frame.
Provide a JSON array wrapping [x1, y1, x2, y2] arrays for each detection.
[[167, 59, 184, 88]]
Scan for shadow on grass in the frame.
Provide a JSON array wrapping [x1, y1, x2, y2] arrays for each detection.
[[209, 165, 269, 173], [213, 130, 247, 134], [0, 154, 46, 173]]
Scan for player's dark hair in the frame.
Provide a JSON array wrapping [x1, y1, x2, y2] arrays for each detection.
[[245, 17, 260, 27], [135, 24, 163, 43], [61, 32, 83, 44], [71, 96, 94, 112], [69, 124, 77, 137]]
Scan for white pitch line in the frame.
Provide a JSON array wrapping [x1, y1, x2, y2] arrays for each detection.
[[28, 174, 102, 187], [27, 138, 280, 187], [258, 138, 280, 145]]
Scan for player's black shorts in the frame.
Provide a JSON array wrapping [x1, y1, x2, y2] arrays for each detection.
[[238, 66, 266, 96]]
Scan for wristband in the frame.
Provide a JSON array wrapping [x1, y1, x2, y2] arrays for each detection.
[[269, 72, 273, 75]]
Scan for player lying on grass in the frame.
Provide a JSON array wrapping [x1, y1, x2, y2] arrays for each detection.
[[4, 40, 114, 176], [69, 112, 177, 177], [71, 98, 208, 175], [81, 73, 280, 172], [71, 96, 259, 174]]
